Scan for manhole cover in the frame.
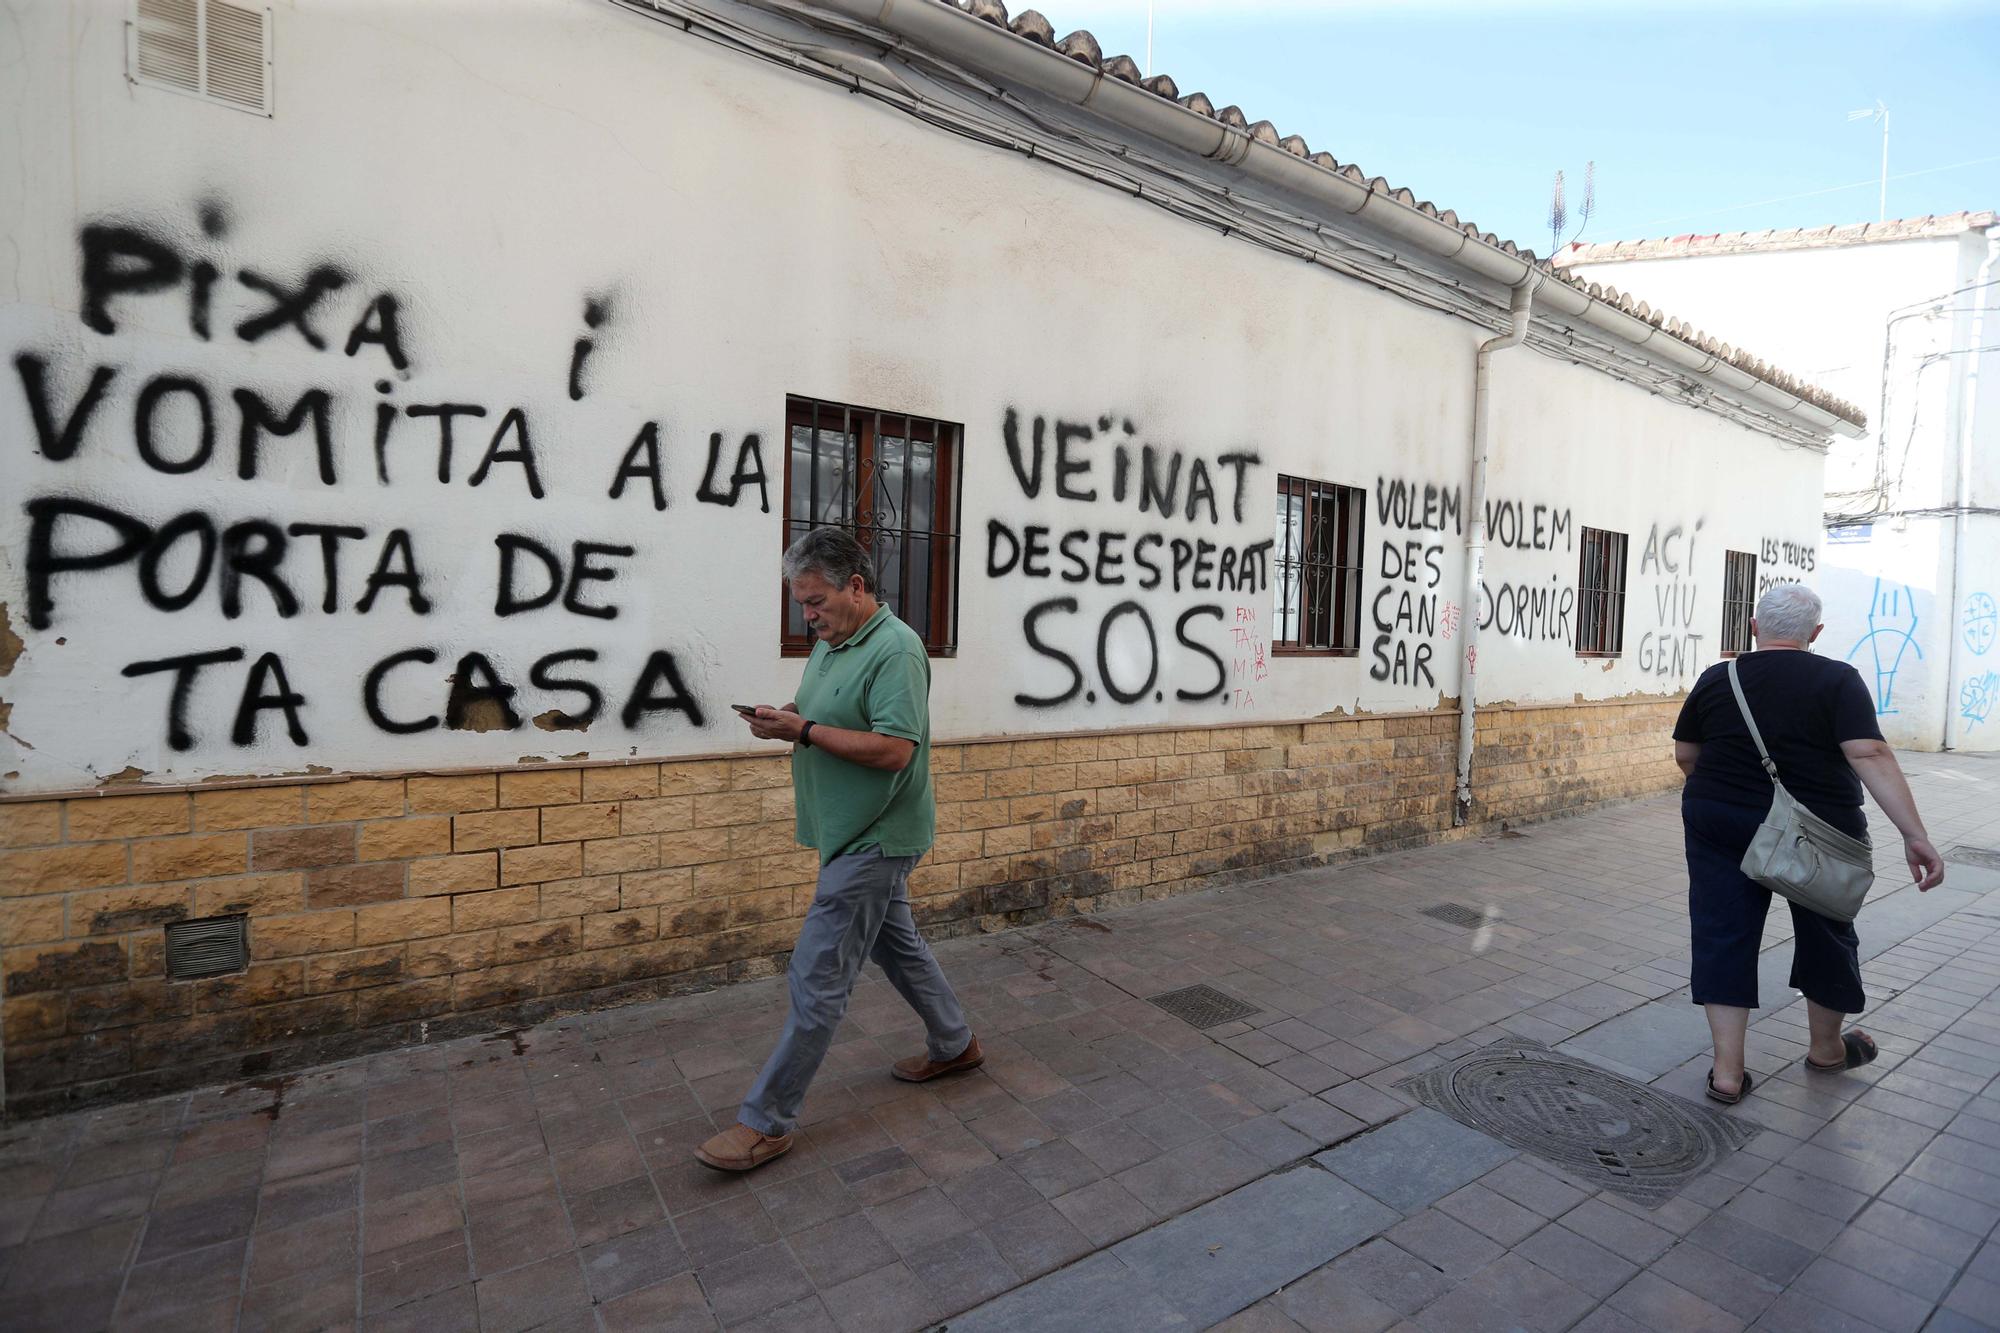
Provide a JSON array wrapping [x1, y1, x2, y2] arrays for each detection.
[[1147, 984, 1261, 1029], [1396, 1040, 1756, 1207], [1947, 845, 2000, 870], [1422, 903, 1485, 928]]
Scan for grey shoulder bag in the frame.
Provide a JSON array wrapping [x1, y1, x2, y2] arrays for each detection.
[[1725, 658, 1873, 922]]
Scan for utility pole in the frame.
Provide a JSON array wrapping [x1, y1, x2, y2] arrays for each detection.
[[1145, 0, 1154, 78]]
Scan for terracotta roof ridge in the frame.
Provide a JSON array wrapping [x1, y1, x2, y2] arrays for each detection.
[[819, 1, 1870, 430], [1555, 211, 1999, 265]]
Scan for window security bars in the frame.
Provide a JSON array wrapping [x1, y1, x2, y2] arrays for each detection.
[[782, 396, 962, 654], [1576, 526, 1629, 657], [1274, 476, 1365, 654], [1721, 550, 1757, 656]]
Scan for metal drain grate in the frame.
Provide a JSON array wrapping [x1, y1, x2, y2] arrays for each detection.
[[1947, 845, 2000, 871], [165, 916, 248, 979], [1147, 984, 1261, 1029], [1422, 903, 1485, 928], [1397, 1040, 1756, 1207]]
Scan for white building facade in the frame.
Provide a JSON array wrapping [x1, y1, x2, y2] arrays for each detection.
[[0, 0, 1874, 1110], [1565, 214, 2000, 752]]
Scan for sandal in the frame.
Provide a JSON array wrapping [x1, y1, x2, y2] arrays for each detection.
[[1705, 1069, 1753, 1105], [1806, 1029, 1878, 1073]]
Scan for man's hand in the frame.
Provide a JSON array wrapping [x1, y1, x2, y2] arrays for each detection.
[[1904, 835, 1946, 891], [738, 704, 804, 743]]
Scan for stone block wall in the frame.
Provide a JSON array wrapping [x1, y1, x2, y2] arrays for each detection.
[[0, 699, 1682, 1116]]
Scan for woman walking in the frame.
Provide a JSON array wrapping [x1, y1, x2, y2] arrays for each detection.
[[1672, 583, 1945, 1104]]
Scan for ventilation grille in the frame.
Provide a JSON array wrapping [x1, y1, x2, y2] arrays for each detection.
[[1422, 903, 1486, 928], [166, 916, 248, 979], [130, 0, 271, 115], [1147, 984, 1261, 1030]]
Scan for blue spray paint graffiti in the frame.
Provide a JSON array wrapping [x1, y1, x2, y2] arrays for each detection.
[[1844, 579, 1923, 716], [1964, 671, 1999, 728], [1965, 592, 1996, 657]]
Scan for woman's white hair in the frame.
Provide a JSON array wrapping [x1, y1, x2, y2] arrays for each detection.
[[1755, 583, 1823, 643]]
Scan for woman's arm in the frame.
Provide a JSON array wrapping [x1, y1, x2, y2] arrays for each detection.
[[1674, 741, 1700, 778], [1840, 738, 1946, 890]]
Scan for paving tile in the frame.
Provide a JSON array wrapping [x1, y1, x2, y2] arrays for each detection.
[[1648, 1239, 1780, 1322], [1511, 1223, 1639, 1299], [984, 1199, 1095, 1279], [237, 1269, 357, 1332], [117, 1238, 250, 1325], [361, 1238, 468, 1316], [1879, 1174, 2000, 1236], [1789, 1255, 1937, 1333], [135, 1188, 259, 1262], [594, 1272, 717, 1332], [754, 1166, 860, 1235], [788, 1213, 900, 1289], [473, 1252, 591, 1333], [1009, 1138, 1106, 1199], [1314, 1109, 1515, 1213], [1270, 1264, 1403, 1333], [941, 1163, 1046, 1226], [1478, 1158, 1592, 1219], [1410, 1252, 1596, 1333], [1052, 1176, 1155, 1247], [247, 1208, 358, 1287], [1385, 1208, 1504, 1277], [567, 1174, 666, 1247], [869, 1184, 976, 1257], [906, 1228, 1022, 1310], [1603, 1270, 1742, 1333], [1068, 1121, 1160, 1175], [697, 1238, 817, 1324], [818, 1260, 940, 1333], [1851, 1199, 1987, 1268], [1434, 1182, 1545, 1246], [1328, 1238, 1455, 1317], [669, 1193, 772, 1271]]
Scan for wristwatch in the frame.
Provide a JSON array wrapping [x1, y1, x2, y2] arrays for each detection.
[[798, 721, 816, 748]]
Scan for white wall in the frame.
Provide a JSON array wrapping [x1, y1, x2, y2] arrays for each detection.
[[0, 0, 1828, 793], [1571, 231, 2000, 751]]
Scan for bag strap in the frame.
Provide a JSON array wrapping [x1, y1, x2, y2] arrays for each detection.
[[1725, 657, 1782, 785]]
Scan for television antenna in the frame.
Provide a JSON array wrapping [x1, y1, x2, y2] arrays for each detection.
[[1549, 161, 1596, 255], [1847, 101, 1889, 222]]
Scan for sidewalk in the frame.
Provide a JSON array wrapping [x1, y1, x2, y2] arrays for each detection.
[[2, 752, 1997, 1333]]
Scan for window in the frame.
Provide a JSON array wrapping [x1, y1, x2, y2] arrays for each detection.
[[1273, 476, 1365, 654], [1575, 526, 1629, 656], [781, 396, 961, 654], [1720, 550, 1757, 655], [128, 0, 272, 116]]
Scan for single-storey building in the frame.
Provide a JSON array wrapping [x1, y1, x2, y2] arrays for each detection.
[[0, 0, 1863, 1113]]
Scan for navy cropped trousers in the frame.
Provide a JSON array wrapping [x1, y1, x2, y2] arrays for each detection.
[[1683, 796, 1866, 1014]]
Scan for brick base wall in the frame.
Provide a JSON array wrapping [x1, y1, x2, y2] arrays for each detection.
[[0, 699, 1681, 1117]]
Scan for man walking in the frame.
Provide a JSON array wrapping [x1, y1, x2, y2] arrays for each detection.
[[696, 527, 982, 1172]]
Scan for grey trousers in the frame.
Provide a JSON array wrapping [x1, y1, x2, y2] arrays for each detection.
[[738, 847, 972, 1136]]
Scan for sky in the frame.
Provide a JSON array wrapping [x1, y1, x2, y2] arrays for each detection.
[[1035, 1, 2000, 253]]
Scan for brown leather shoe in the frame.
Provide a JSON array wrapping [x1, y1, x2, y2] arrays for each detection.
[[891, 1036, 984, 1083], [694, 1122, 793, 1172]]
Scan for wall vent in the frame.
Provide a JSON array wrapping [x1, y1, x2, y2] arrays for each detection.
[[166, 916, 249, 979], [129, 0, 272, 116]]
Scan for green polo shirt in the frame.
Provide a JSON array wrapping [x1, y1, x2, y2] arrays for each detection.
[[793, 605, 934, 865]]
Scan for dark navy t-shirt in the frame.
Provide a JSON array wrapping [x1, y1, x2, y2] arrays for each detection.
[[1673, 649, 1883, 838]]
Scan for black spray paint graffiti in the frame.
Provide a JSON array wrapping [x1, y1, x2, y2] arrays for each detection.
[[1758, 536, 1816, 595], [1369, 477, 1461, 688], [8, 209, 776, 757], [1637, 519, 1705, 677], [992, 411, 1266, 708]]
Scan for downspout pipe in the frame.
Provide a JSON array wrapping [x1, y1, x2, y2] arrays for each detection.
[[1455, 276, 1539, 825], [1941, 224, 2000, 750]]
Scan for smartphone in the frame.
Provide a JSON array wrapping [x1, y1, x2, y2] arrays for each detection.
[[731, 703, 760, 716]]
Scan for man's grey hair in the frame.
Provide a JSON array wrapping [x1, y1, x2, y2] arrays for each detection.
[[1755, 583, 1822, 644], [783, 525, 877, 594]]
